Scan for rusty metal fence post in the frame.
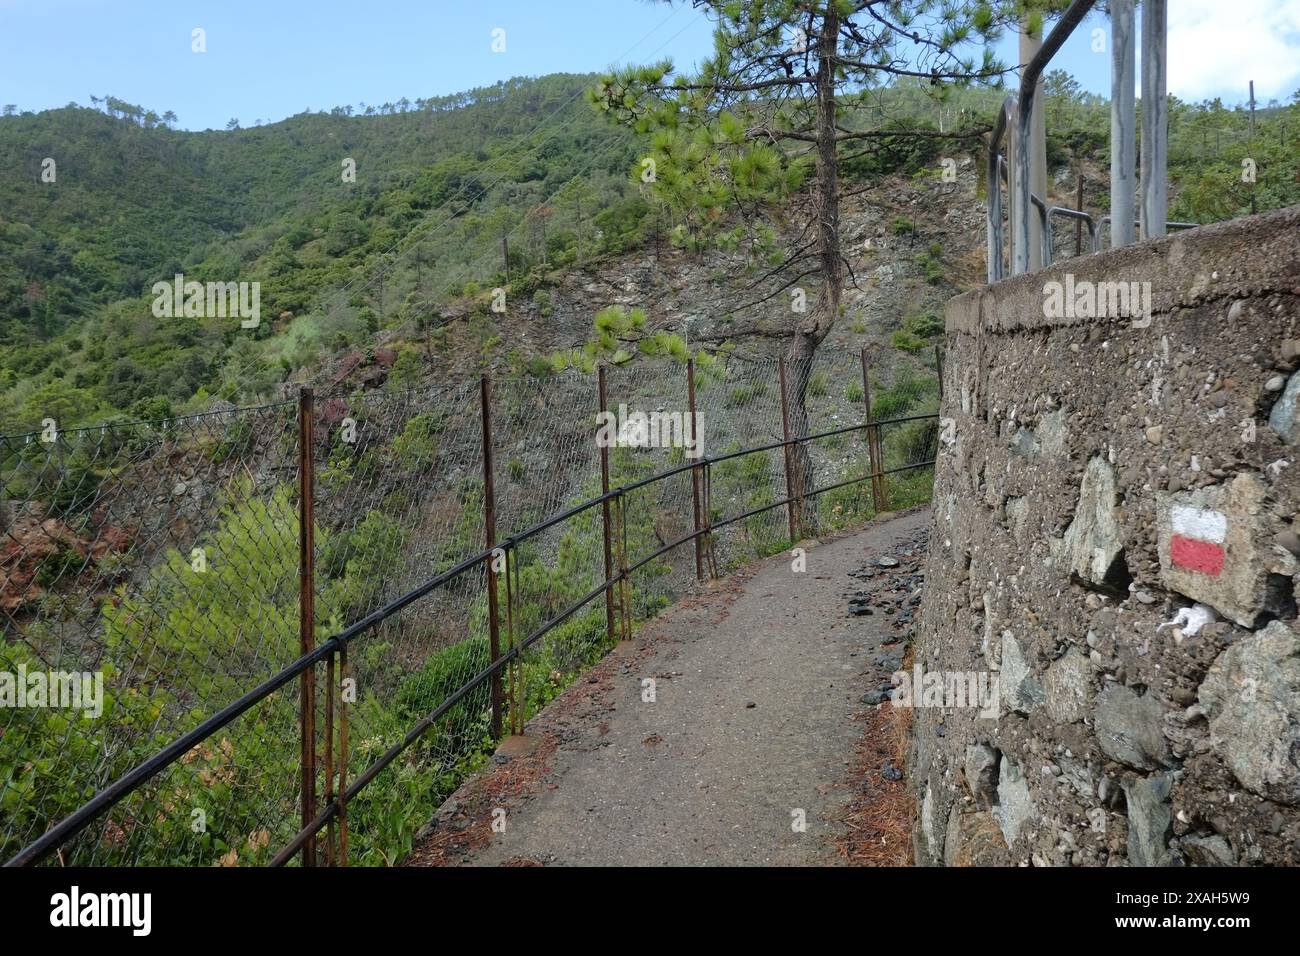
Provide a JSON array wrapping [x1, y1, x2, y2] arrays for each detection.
[[598, 366, 618, 637], [480, 374, 504, 741], [859, 351, 887, 514], [323, 650, 334, 867], [701, 461, 718, 579], [687, 359, 704, 579], [614, 493, 632, 641], [935, 345, 945, 400], [777, 358, 798, 543], [504, 542, 519, 736], [337, 642, 350, 866], [297, 386, 317, 867]]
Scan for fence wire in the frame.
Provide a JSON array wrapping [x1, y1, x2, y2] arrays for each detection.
[[489, 369, 607, 739], [0, 402, 301, 865], [2, 344, 938, 867], [305, 377, 489, 865]]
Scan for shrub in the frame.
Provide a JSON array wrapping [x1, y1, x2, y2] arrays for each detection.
[[727, 381, 768, 407], [916, 243, 944, 284], [18, 451, 103, 516], [391, 413, 439, 470], [210, 417, 254, 464], [394, 635, 492, 749], [387, 348, 423, 391], [531, 288, 554, 317], [893, 310, 944, 351], [889, 418, 939, 467], [36, 544, 85, 587]]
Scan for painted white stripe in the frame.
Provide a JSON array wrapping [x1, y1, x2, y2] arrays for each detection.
[[1171, 505, 1226, 543]]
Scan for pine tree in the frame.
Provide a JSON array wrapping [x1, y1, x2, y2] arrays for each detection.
[[593, 0, 1024, 529]]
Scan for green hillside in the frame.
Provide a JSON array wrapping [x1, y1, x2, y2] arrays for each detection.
[[0, 74, 645, 429], [1, 70, 1296, 434]]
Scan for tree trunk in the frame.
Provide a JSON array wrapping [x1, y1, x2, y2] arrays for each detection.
[[784, 4, 841, 535]]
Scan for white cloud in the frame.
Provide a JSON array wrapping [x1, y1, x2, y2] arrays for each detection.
[[1161, 0, 1300, 103]]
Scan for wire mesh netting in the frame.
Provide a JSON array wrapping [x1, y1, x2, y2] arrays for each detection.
[[870, 349, 943, 508], [603, 359, 701, 611], [304, 377, 489, 865], [487, 370, 607, 739], [0, 402, 302, 865], [1, 345, 938, 867]]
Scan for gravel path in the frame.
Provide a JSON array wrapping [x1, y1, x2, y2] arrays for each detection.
[[406, 507, 930, 867]]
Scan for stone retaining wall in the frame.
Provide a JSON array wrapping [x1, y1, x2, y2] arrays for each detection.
[[913, 206, 1300, 866]]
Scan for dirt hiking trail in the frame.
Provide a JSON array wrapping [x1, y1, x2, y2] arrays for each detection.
[[405, 507, 930, 867]]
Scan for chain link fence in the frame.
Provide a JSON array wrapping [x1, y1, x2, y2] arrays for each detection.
[[0, 402, 301, 865], [1, 344, 939, 867]]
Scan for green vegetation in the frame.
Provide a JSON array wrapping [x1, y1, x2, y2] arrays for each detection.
[[1035, 70, 1300, 223], [892, 309, 944, 351], [726, 381, 768, 407], [711, 442, 787, 562], [915, 242, 945, 286], [547, 304, 658, 372], [390, 413, 440, 471], [4, 65, 1296, 439], [872, 367, 941, 421], [0, 75, 653, 432]]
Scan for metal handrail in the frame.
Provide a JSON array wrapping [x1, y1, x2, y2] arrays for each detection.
[[6, 395, 939, 868], [986, 98, 1014, 281], [1029, 192, 1052, 267], [1047, 205, 1097, 262], [1093, 216, 1198, 253], [1011, 0, 1098, 276], [987, 0, 1097, 280], [987, 0, 1187, 281]]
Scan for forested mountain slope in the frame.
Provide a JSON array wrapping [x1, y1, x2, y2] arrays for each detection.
[[0, 74, 645, 427], [1, 71, 1295, 434]]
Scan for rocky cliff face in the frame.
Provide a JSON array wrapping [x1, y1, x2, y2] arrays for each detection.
[[339, 159, 989, 384]]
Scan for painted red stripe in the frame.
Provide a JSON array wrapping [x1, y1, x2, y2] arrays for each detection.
[[1170, 534, 1225, 576]]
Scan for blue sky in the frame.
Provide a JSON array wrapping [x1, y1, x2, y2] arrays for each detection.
[[2, 0, 1295, 130]]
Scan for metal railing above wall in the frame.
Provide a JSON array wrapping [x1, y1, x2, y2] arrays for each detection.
[[989, 151, 1198, 277], [986, 0, 1193, 282]]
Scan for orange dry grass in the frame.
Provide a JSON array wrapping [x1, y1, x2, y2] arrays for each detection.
[[834, 644, 915, 866], [403, 733, 558, 867]]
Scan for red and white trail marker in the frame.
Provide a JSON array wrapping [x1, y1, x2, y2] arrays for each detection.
[[1169, 506, 1227, 577]]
